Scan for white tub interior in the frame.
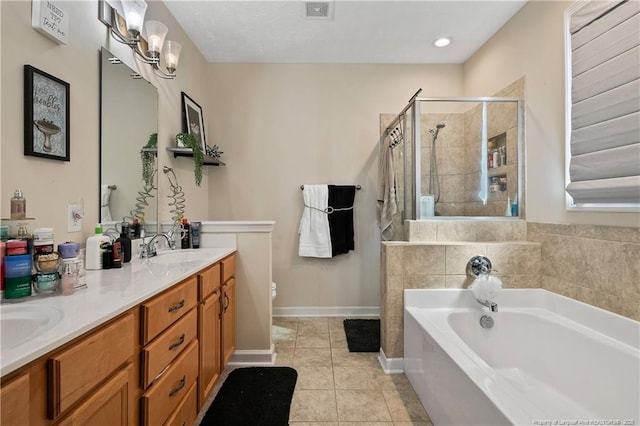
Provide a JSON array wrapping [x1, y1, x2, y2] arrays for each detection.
[[404, 289, 640, 425]]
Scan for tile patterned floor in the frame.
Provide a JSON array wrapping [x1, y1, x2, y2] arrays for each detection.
[[196, 317, 433, 426], [273, 317, 433, 426]]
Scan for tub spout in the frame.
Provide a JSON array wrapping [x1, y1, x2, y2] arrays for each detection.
[[477, 299, 498, 312]]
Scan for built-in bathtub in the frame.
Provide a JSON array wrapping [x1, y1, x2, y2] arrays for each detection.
[[404, 289, 640, 426]]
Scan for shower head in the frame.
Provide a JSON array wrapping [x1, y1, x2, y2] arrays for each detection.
[[429, 122, 446, 140]]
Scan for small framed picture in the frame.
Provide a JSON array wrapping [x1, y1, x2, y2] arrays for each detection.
[[181, 92, 206, 151], [24, 65, 70, 161]]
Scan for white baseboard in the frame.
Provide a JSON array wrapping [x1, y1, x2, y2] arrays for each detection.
[[273, 306, 380, 317], [227, 346, 276, 366], [378, 347, 404, 374]]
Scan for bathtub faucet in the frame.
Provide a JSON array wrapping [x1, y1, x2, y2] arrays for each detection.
[[477, 298, 498, 312]]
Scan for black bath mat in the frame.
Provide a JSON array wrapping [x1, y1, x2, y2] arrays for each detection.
[[343, 319, 380, 352], [200, 367, 297, 426]]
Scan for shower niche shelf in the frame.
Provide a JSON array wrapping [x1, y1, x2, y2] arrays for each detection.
[[487, 132, 507, 169], [166, 147, 226, 166], [489, 174, 507, 194]]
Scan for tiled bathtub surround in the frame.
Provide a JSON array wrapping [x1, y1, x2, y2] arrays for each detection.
[[405, 219, 527, 242], [380, 240, 541, 358], [527, 222, 640, 321]]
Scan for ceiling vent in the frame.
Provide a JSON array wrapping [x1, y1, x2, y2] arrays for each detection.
[[305, 2, 332, 19]]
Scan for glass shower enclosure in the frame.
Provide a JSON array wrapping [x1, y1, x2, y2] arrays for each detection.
[[382, 96, 523, 237]]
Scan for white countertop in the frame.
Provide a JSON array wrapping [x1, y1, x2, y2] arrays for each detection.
[[0, 247, 236, 377]]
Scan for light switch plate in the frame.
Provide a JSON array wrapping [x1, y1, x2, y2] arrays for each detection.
[[68, 204, 81, 232]]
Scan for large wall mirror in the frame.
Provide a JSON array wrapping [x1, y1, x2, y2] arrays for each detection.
[[100, 47, 158, 234]]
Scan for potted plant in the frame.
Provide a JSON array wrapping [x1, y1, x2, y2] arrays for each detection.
[[141, 133, 157, 187], [175, 132, 203, 186]]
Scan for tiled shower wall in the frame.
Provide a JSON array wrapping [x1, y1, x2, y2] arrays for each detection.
[[462, 78, 522, 216], [527, 222, 640, 321]]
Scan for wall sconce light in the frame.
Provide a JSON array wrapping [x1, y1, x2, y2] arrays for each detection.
[[100, 0, 182, 79]]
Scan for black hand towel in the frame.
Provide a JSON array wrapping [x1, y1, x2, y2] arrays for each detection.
[[328, 185, 356, 256]]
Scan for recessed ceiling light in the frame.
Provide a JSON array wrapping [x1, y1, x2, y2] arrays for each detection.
[[433, 37, 451, 48]]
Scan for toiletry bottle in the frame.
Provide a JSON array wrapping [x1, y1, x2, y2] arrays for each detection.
[[117, 222, 132, 263], [511, 195, 518, 217], [131, 218, 141, 239], [112, 240, 122, 268], [493, 150, 500, 167], [181, 218, 191, 249], [10, 190, 26, 219], [85, 225, 111, 270], [505, 196, 512, 216], [60, 260, 75, 296], [191, 222, 201, 249], [101, 242, 113, 269], [3, 254, 32, 299]]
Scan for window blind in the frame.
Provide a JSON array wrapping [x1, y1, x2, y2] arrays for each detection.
[[566, 0, 640, 205]]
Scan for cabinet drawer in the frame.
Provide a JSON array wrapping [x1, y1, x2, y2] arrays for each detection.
[[221, 254, 235, 283], [48, 313, 135, 418], [141, 308, 197, 389], [141, 276, 197, 344], [199, 262, 220, 300], [141, 339, 198, 426], [163, 381, 197, 426]]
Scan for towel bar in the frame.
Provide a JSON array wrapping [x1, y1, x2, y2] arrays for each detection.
[[300, 185, 361, 190]]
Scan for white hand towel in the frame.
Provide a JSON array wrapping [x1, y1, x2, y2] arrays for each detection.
[[101, 184, 113, 222], [298, 185, 332, 258], [377, 143, 397, 241]]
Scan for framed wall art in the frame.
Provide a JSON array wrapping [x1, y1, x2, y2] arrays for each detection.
[[24, 65, 70, 161], [181, 91, 206, 152]]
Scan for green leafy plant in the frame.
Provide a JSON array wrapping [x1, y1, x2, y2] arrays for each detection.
[[141, 133, 157, 187], [176, 132, 203, 186]]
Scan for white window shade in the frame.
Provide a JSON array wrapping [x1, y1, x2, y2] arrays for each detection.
[[566, 0, 640, 206]]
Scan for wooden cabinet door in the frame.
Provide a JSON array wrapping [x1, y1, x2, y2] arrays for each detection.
[[198, 289, 221, 409], [57, 364, 133, 426], [0, 372, 30, 426], [221, 277, 236, 367]]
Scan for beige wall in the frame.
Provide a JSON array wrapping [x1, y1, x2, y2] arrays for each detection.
[[205, 63, 463, 309], [463, 0, 639, 227], [0, 0, 211, 244]]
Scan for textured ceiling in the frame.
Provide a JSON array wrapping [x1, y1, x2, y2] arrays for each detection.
[[163, 0, 527, 64]]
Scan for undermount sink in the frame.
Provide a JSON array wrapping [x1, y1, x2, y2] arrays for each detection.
[[0, 304, 64, 350], [148, 249, 212, 265]]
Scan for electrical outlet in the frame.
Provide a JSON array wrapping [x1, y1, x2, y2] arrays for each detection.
[[68, 204, 82, 232]]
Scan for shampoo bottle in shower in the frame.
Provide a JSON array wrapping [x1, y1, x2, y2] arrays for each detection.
[[505, 196, 512, 217]]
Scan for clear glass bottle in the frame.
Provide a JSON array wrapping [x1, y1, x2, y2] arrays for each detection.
[[10, 190, 26, 219]]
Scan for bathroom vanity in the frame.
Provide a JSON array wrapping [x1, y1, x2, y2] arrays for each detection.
[[0, 248, 236, 426]]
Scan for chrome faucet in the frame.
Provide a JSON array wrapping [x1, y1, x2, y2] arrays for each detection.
[[139, 230, 177, 259], [477, 298, 498, 312]]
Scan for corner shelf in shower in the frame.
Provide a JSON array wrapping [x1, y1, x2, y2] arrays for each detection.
[[165, 147, 226, 166]]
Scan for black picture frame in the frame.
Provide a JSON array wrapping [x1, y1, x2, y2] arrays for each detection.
[[24, 65, 70, 161], [181, 91, 206, 152]]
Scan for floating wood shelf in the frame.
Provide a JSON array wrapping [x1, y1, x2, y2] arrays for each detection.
[[165, 147, 226, 166]]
